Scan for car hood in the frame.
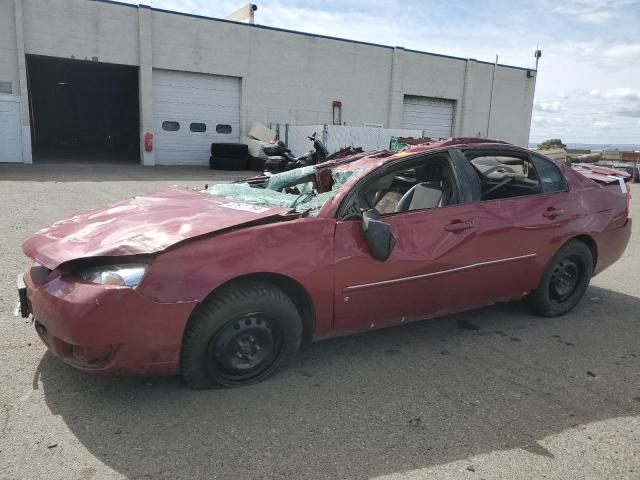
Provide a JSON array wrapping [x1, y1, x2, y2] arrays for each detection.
[[22, 186, 292, 269]]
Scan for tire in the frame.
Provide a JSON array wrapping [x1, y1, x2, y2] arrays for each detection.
[[527, 240, 593, 317], [180, 281, 303, 389], [210, 143, 248, 158], [248, 156, 266, 171], [209, 155, 249, 170]]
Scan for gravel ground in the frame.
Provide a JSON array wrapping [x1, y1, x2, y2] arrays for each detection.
[[0, 163, 638, 480]]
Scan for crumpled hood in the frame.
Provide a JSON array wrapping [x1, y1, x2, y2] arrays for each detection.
[[23, 186, 291, 269]]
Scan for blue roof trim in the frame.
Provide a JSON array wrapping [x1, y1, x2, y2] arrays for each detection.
[[403, 48, 533, 72], [94, 0, 532, 71]]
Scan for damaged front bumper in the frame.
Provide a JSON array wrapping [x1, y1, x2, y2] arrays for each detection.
[[21, 266, 198, 374]]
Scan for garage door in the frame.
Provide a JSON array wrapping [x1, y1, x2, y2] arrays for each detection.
[[0, 96, 22, 163], [402, 96, 454, 140], [153, 70, 240, 165]]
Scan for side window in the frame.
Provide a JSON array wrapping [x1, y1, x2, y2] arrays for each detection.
[[531, 155, 567, 193], [359, 155, 459, 215], [190, 122, 206, 133], [467, 153, 541, 201]]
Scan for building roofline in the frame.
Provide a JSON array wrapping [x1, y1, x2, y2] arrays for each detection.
[[93, 0, 534, 72]]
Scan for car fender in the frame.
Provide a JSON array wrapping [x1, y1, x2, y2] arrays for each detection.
[[136, 217, 337, 337]]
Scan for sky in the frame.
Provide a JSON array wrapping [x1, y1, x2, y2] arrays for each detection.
[[121, 0, 640, 144]]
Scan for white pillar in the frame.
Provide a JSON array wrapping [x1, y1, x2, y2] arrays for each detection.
[[14, 0, 32, 164], [387, 47, 404, 129], [138, 5, 155, 166]]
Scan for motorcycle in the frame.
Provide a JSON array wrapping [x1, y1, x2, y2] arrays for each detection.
[[263, 132, 329, 173]]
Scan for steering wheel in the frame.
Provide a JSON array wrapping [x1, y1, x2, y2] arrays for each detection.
[[483, 165, 516, 177]]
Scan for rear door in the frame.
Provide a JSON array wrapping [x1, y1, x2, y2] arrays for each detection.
[[453, 148, 573, 292]]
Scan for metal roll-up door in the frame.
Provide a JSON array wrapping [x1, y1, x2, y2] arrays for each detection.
[[402, 95, 454, 139], [153, 70, 241, 165]]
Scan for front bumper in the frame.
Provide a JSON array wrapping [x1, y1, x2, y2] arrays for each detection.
[[22, 266, 198, 374]]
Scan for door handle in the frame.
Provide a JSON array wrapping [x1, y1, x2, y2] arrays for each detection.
[[444, 221, 473, 232], [542, 208, 565, 219]]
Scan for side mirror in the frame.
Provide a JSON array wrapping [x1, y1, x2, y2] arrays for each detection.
[[361, 209, 396, 261]]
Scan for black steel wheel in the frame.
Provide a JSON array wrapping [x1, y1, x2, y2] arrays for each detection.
[[181, 281, 302, 389], [528, 240, 593, 317], [207, 313, 284, 385], [548, 257, 582, 302]]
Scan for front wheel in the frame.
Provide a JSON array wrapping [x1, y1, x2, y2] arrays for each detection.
[[181, 281, 302, 389], [528, 240, 593, 317]]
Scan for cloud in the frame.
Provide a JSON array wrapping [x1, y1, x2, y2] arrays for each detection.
[[534, 101, 564, 112], [549, 0, 636, 24], [577, 11, 612, 23], [592, 121, 613, 129], [598, 88, 640, 101], [612, 105, 640, 117], [533, 116, 565, 127], [562, 41, 640, 68], [591, 88, 640, 117]]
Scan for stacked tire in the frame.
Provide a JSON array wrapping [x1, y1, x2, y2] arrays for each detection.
[[248, 156, 266, 171], [210, 143, 249, 170]]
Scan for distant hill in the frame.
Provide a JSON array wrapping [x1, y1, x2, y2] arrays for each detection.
[[528, 142, 640, 151]]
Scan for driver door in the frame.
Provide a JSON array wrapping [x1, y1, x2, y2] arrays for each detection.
[[332, 150, 538, 335]]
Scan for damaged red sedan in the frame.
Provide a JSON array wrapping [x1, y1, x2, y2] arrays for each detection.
[[19, 139, 631, 388]]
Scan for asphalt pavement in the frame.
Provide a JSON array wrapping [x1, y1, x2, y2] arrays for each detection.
[[0, 163, 638, 479]]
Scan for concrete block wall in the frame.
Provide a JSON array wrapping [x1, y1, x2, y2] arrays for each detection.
[[0, 0, 536, 164]]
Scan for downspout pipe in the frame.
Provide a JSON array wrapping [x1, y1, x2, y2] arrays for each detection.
[[486, 55, 498, 138]]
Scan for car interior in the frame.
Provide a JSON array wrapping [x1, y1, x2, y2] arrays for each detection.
[[467, 153, 541, 200], [345, 150, 548, 219], [359, 154, 460, 215]]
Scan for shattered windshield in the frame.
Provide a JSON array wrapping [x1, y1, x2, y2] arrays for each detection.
[[204, 165, 366, 216]]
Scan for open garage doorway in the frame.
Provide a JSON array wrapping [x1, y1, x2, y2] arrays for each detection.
[[27, 55, 139, 164]]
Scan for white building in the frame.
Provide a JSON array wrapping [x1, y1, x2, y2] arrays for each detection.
[[0, 0, 537, 165]]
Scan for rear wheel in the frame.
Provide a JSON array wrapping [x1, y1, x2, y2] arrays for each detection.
[[181, 281, 302, 389], [528, 240, 593, 317]]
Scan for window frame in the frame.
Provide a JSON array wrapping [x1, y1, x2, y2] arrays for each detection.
[[530, 153, 569, 194], [337, 150, 466, 220]]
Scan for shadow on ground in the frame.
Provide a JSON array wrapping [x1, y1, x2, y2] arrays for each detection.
[[34, 286, 640, 479]]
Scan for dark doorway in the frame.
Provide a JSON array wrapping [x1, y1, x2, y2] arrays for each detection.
[[27, 55, 139, 164]]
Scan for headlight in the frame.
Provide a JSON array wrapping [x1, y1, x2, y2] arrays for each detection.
[[77, 263, 148, 287]]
